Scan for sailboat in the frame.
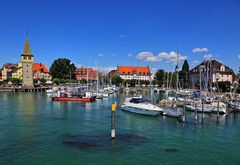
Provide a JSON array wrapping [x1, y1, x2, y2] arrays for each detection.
[[95, 64, 103, 99]]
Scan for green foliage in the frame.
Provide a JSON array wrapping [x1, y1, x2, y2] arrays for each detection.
[[140, 80, 150, 86], [33, 78, 46, 86], [154, 69, 166, 86], [9, 78, 22, 86], [182, 60, 190, 72], [111, 76, 122, 86], [52, 78, 60, 85], [180, 60, 190, 88], [50, 58, 76, 79], [80, 79, 87, 84], [40, 78, 46, 85], [217, 81, 231, 92], [122, 79, 136, 87], [33, 79, 39, 85], [52, 78, 78, 85]]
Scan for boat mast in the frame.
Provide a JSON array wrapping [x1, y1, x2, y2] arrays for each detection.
[[199, 65, 203, 103], [176, 47, 179, 92], [87, 67, 89, 92], [95, 61, 99, 92], [138, 67, 140, 94]]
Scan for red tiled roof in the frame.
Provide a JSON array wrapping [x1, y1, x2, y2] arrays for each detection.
[[118, 66, 150, 75], [33, 63, 49, 73], [3, 63, 17, 69]]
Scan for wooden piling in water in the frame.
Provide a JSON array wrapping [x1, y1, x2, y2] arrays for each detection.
[[217, 100, 220, 122], [195, 103, 198, 122], [201, 99, 204, 122], [182, 102, 186, 122]]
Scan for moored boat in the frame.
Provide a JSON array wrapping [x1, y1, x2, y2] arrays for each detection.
[[52, 91, 95, 102], [121, 96, 163, 116]]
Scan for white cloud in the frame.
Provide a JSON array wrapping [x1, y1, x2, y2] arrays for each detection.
[[136, 51, 187, 64], [119, 34, 127, 38], [93, 66, 116, 73], [98, 53, 104, 57], [136, 52, 154, 60], [76, 63, 83, 68], [192, 47, 209, 53], [128, 53, 132, 57], [238, 54, 240, 59], [203, 53, 212, 60]]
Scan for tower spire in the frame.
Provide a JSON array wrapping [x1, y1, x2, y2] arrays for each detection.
[[22, 32, 33, 56]]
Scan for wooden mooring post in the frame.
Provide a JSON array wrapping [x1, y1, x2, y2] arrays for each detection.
[[194, 103, 198, 122], [217, 100, 220, 122], [182, 101, 186, 122], [201, 99, 204, 123], [111, 102, 116, 139]]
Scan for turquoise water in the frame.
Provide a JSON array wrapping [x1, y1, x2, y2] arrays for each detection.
[[0, 92, 240, 165]]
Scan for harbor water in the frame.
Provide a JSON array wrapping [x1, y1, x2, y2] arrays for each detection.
[[0, 92, 240, 165]]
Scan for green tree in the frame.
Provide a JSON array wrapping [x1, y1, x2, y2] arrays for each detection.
[[182, 60, 189, 72], [111, 76, 122, 86], [10, 78, 22, 86], [40, 78, 46, 85], [50, 58, 76, 80], [154, 69, 165, 87], [180, 60, 190, 88], [52, 78, 60, 85], [218, 81, 231, 92], [80, 78, 87, 84]]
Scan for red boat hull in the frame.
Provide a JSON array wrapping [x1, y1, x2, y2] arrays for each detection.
[[52, 97, 95, 102]]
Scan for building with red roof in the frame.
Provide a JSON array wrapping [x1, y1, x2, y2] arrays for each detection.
[[117, 66, 151, 81], [75, 67, 98, 80], [33, 63, 52, 80]]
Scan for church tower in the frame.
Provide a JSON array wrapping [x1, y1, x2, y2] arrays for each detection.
[[21, 34, 34, 87]]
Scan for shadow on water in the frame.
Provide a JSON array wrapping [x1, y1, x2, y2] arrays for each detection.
[[63, 133, 149, 151], [164, 148, 179, 153]]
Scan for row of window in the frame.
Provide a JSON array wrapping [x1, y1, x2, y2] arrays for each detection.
[[121, 72, 149, 75]]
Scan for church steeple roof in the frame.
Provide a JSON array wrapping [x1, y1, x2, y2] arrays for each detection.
[[22, 34, 33, 56]]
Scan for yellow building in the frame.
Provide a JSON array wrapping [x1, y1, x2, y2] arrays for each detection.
[[12, 62, 22, 79]]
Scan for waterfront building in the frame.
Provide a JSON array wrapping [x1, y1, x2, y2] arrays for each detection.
[[75, 67, 97, 80], [21, 34, 34, 87], [189, 59, 234, 89], [117, 66, 151, 81], [33, 63, 52, 81], [1, 63, 20, 80]]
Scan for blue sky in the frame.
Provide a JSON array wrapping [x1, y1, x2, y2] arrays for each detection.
[[0, 0, 239, 72]]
